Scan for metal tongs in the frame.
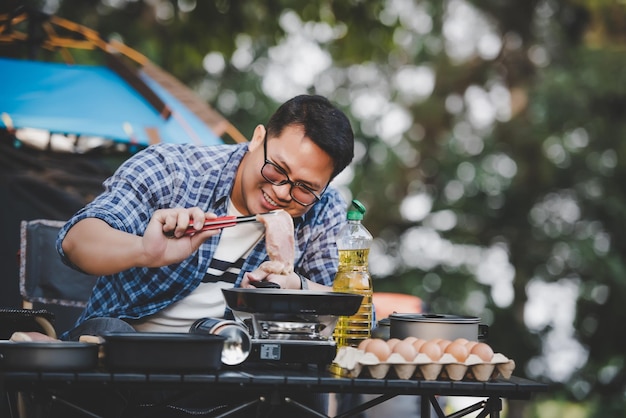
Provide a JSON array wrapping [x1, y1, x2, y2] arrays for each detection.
[[165, 211, 276, 237]]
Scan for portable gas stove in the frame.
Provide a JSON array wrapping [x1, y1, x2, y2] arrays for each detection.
[[221, 288, 363, 367]]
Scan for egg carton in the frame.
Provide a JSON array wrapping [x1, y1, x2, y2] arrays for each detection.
[[332, 347, 515, 381]]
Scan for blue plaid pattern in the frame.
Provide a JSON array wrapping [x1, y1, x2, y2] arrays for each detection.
[[56, 143, 348, 329]]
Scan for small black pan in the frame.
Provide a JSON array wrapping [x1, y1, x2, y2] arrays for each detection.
[[101, 332, 225, 372]]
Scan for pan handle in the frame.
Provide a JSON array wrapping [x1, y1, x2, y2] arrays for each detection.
[[478, 324, 489, 341]]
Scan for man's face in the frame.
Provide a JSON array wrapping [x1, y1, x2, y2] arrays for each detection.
[[238, 124, 334, 218]]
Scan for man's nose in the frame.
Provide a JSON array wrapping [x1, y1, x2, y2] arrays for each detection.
[[272, 182, 293, 202]]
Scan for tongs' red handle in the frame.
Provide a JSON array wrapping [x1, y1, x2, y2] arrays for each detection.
[[165, 214, 259, 237]]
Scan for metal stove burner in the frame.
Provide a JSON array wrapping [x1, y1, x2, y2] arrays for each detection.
[[257, 320, 328, 340], [247, 313, 339, 341]]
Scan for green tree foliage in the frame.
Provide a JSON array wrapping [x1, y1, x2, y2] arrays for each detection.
[[3, 0, 626, 415]]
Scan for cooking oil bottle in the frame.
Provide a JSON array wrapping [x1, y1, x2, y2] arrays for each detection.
[[331, 199, 373, 359]]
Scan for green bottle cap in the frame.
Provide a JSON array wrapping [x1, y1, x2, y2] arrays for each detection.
[[347, 199, 366, 220]]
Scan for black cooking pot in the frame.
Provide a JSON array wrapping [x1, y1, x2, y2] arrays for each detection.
[[0, 341, 98, 371], [221, 288, 363, 315]]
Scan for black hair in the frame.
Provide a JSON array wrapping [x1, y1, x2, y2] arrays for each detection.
[[265, 95, 354, 179]]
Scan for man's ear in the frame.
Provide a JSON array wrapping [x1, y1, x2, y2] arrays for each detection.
[[248, 125, 266, 151]]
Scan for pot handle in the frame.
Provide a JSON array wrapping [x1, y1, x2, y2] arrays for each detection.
[[478, 324, 489, 341]]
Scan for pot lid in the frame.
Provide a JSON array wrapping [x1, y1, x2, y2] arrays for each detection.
[[389, 313, 480, 324]]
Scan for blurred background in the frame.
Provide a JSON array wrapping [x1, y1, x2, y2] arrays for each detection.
[[1, 1, 626, 417]]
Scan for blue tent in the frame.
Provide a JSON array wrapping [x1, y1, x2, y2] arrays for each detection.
[[0, 57, 225, 148], [0, 10, 249, 318]]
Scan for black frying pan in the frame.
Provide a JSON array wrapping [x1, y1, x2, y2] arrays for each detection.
[[0, 341, 98, 371], [221, 288, 363, 315]]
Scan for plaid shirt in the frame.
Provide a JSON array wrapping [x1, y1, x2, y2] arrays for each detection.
[[56, 143, 348, 327]]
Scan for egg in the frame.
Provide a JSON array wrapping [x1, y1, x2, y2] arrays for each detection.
[[358, 338, 372, 352], [412, 338, 427, 352], [392, 340, 418, 361], [453, 338, 469, 346], [465, 341, 478, 351], [365, 338, 392, 361], [444, 341, 469, 362], [419, 341, 443, 361], [470, 342, 494, 362], [403, 336, 418, 345], [386, 338, 401, 350], [437, 339, 452, 351]]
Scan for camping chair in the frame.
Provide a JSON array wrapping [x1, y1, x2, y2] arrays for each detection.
[[1, 220, 98, 418], [17, 219, 98, 337]]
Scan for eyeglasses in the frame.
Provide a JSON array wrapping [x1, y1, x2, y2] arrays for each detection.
[[261, 137, 325, 206]]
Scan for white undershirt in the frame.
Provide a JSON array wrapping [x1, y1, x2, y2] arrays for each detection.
[[132, 202, 264, 333]]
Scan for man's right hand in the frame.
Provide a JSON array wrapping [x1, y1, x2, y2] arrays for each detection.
[[142, 207, 220, 267]]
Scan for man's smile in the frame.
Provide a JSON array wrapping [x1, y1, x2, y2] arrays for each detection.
[[263, 190, 280, 208]]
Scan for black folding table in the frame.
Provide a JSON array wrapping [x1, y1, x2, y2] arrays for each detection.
[[1, 366, 548, 418]]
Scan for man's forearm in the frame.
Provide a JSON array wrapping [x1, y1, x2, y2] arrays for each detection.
[[61, 218, 146, 276]]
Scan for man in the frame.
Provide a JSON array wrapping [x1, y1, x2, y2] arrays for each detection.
[[57, 94, 354, 337], [52, 95, 354, 415]]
